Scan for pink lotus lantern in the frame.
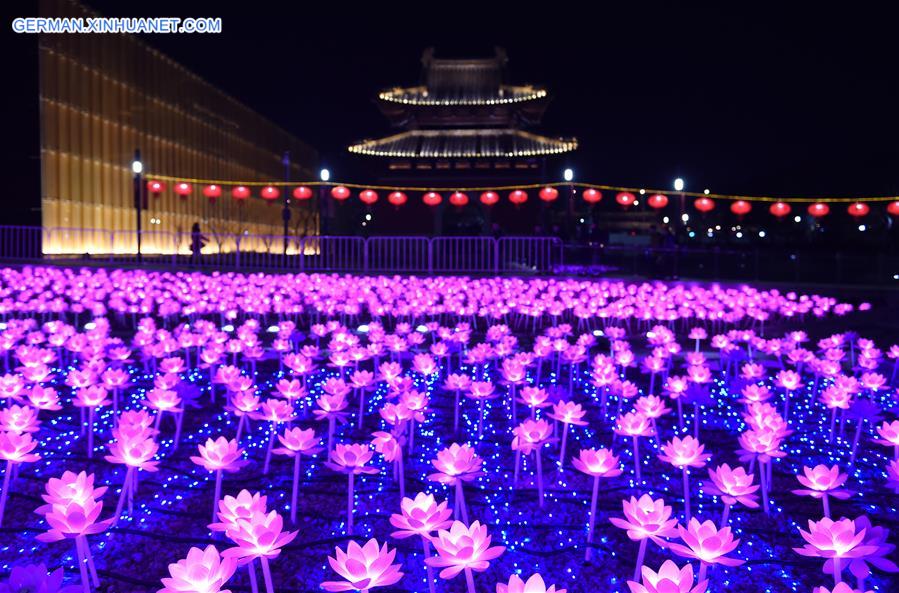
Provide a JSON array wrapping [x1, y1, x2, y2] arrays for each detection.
[[0, 404, 39, 434], [549, 400, 587, 469], [792, 464, 851, 519], [668, 518, 744, 582], [425, 520, 505, 593], [572, 447, 622, 561], [497, 573, 567, 593], [314, 390, 349, 453], [272, 427, 322, 523], [614, 411, 654, 482], [325, 443, 379, 534], [210, 489, 268, 535], [703, 464, 759, 527], [444, 373, 472, 433], [159, 545, 236, 593], [627, 560, 708, 593], [775, 369, 802, 422], [511, 418, 554, 507], [0, 431, 41, 527], [36, 471, 113, 593], [222, 509, 297, 593], [105, 431, 159, 523], [191, 437, 248, 523], [227, 389, 260, 441], [610, 495, 679, 580], [73, 385, 110, 458], [659, 435, 711, 522], [372, 430, 405, 498], [466, 381, 497, 439], [663, 375, 690, 432], [874, 420, 899, 460], [428, 443, 484, 524], [257, 398, 295, 474], [321, 539, 404, 593], [518, 386, 550, 419], [350, 369, 375, 430], [795, 517, 878, 586], [389, 492, 453, 593]]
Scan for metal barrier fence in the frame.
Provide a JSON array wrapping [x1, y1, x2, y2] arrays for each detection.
[[0, 226, 562, 275]]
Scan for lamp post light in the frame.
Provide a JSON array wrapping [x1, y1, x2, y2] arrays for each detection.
[[282, 151, 291, 257], [563, 168, 575, 241], [674, 178, 685, 226], [132, 149, 143, 263], [319, 168, 330, 236]]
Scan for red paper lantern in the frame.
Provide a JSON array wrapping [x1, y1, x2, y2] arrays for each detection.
[[147, 180, 165, 195], [203, 184, 222, 202], [648, 193, 668, 209], [449, 191, 469, 207], [694, 197, 715, 213], [583, 188, 603, 204], [730, 200, 752, 216], [509, 190, 528, 205], [293, 186, 313, 200], [261, 185, 280, 201], [388, 191, 407, 206], [232, 186, 250, 201], [769, 201, 791, 218], [808, 202, 830, 218], [847, 202, 869, 218], [174, 182, 192, 198], [887, 200, 899, 216], [539, 187, 559, 202], [615, 192, 635, 207], [359, 189, 379, 205], [331, 185, 351, 201], [480, 191, 499, 206], [423, 191, 442, 206]]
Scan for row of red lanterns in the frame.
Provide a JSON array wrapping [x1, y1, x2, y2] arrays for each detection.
[[146, 180, 899, 217]]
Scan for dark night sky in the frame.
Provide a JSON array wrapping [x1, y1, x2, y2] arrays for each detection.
[[5, 1, 899, 220]]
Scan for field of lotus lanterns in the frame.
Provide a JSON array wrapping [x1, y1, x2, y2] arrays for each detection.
[[0, 265, 896, 593]]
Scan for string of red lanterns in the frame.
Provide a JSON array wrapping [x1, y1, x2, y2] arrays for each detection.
[[145, 179, 899, 219]]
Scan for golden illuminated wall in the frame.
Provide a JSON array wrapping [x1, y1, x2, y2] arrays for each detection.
[[39, 0, 318, 255]]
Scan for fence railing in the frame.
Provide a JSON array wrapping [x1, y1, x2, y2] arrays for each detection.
[[3, 226, 895, 283], [0, 226, 562, 275]]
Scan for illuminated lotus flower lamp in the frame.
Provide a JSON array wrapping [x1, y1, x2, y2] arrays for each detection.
[[685, 365, 712, 438], [0, 431, 40, 527], [200, 347, 224, 402], [614, 411, 654, 483], [688, 327, 708, 353], [658, 435, 711, 522], [105, 429, 159, 523], [627, 560, 708, 593], [792, 464, 851, 519], [428, 443, 484, 524], [737, 428, 785, 514], [874, 419, 899, 461], [325, 443, 379, 535], [73, 386, 111, 458], [389, 493, 453, 593], [466, 381, 497, 440], [775, 369, 802, 423], [668, 518, 744, 582], [703, 464, 759, 527], [257, 398, 295, 475], [316, 378, 351, 452], [372, 430, 405, 499], [500, 358, 528, 422], [572, 447, 622, 561], [35, 470, 114, 593], [511, 418, 555, 507], [0, 563, 81, 593], [663, 375, 690, 432], [400, 389, 430, 454], [222, 508, 297, 593], [350, 369, 375, 430], [635, 394, 671, 448], [190, 437, 248, 523], [497, 573, 567, 593], [794, 517, 878, 587], [100, 367, 129, 420], [272, 427, 321, 523], [321, 539, 404, 593], [548, 400, 587, 470], [443, 373, 472, 433], [159, 545, 236, 593], [609, 495, 679, 581], [142, 387, 182, 434], [425, 520, 505, 593]]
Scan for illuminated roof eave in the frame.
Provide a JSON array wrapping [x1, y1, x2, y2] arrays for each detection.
[[347, 129, 578, 159], [377, 84, 548, 106]]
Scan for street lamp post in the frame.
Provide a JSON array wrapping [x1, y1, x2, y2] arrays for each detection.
[[319, 168, 330, 236], [132, 149, 143, 263], [282, 151, 291, 256], [563, 168, 575, 241], [674, 177, 685, 226]]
